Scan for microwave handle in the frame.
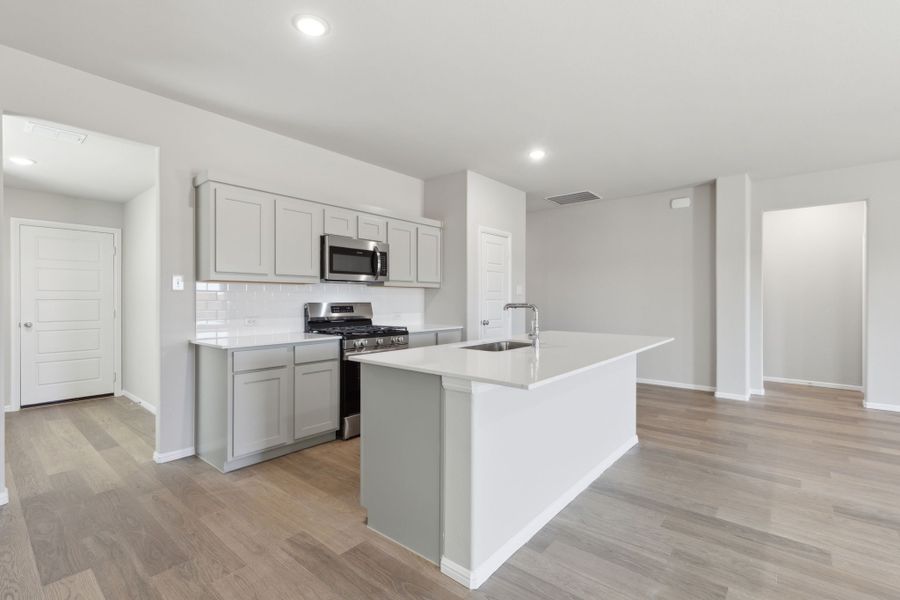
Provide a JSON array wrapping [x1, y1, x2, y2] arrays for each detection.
[[374, 247, 382, 279]]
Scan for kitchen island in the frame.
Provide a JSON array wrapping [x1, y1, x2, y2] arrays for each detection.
[[349, 330, 672, 589]]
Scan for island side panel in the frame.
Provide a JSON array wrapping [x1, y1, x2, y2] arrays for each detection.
[[360, 363, 443, 563], [442, 354, 639, 588]]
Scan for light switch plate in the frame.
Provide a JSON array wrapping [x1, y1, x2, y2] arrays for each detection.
[[172, 274, 185, 291]]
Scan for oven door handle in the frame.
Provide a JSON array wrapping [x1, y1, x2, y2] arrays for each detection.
[[373, 247, 382, 279]]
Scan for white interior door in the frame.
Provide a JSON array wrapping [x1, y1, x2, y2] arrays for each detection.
[[19, 225, 116, 406], [478, 230, 511, 339]]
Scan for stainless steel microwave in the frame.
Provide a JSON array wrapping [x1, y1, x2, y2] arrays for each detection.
[[321, 235, 389, 283]]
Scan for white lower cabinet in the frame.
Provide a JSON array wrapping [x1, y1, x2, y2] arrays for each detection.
[[195, 340, 341, 473], [294, 361, 340, 440], [232, 367, 291, 457]]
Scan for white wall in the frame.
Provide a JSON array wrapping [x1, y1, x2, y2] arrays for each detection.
[[3, 186, 123, 230], [527, 185, 716, 388], [423, 172, 468, 335], [1, 114, 6, 505], [715, 174, 752, 399], [422, 170, 526, 340], [0, 44, 424, 456], [762, 202, 865, 388], [751, 161, 900, 409], [466, 172, 527, 338], [122, 185, 160, 410]]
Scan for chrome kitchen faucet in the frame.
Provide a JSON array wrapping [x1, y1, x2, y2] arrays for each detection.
[[503, 303, 540, 344]]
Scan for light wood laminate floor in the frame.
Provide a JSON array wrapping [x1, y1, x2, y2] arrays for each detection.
[[3, 384, 900, 599]]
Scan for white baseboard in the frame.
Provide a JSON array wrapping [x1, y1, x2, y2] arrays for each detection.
[[751, 388, 766, 396], [441, 435, 640, 589], [122, 390, 157, 415], [440, 557, 473, 588], [763, 377, 863, 392], [4, 404, 18, 412], [636, 378, 715, 392], [153, 447, 195, 463], [0, 488, 8, 507], [715, 391, 750, 402], [864, 402, 900, 413]]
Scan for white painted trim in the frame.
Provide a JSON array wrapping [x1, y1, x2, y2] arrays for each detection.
[[715, 391, 750, 402], [763, 376, 863, 392], [122, 390, 157, 415], [153, 446, 195, 463], [0, 488, 8, 507], [10, 218, 122, 410], [476, 226, 512, 341], [443, 435, 639, 590], [4, 405, 18, 413], [636, 378, 715, 392], [863, 402, 900, 413], [750, 388, 766, 396], [439, 557, 473, 588]]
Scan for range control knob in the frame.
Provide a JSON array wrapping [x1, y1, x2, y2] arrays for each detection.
[[353, 340, 364, 349], [360, 339, 369, 347], [375, 338, 385, 347]]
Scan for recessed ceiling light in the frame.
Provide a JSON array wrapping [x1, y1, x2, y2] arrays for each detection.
[[9, 156, 36, 166], [293, 15, 329, 37], [529, 148, 546, 162]]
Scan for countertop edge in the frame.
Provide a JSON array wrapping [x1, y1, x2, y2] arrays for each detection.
[[350, 335, 674, 389], [190, 334, 342, 350]]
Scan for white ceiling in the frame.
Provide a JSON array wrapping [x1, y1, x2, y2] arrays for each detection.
[[2, 115, 157, 202], [1, 1, 898, 210]]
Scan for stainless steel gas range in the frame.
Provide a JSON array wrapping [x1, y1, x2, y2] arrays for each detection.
[[304, 302, 408, 439]]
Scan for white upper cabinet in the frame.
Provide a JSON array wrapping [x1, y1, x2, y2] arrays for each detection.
[[358, 215, 388, 243], [324, 207, 358, 238], [196, 178, 440, 286], [417, 226, 442, 284], [275, 196, 323, 280], [387, 220, 416, 282], [214, 185, 274, 276]]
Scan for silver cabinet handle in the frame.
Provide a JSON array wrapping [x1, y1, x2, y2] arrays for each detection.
[[23, 322, 33, 328], [481, 319, 490, 326]]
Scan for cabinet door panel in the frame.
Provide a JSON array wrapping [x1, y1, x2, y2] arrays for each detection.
[[358, 215, 387, 242], [387, 221, 416, 282], [417, 226, 442, 284], [324, 207, 358, 238], [215, 185, 273, 275], [232, 368, 291, 458], [294, 360, 339, 440], [276, 197, 323, 278], [408, 332, 437, 348]]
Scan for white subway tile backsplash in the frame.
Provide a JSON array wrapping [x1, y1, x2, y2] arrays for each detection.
[[195, 281, 425, 336]]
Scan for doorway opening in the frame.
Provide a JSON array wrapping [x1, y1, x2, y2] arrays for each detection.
[[3, 113, 160, 455], [761, 201, 866, 399]]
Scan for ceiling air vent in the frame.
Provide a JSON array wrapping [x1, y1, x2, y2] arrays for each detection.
[[545, 190, 602, 205], [24, 121, 88, 144]]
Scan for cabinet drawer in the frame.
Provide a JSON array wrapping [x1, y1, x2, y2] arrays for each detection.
[[294, 341, 340, 364], [408, 332, 437, 348], [233, 347, 291, 372]]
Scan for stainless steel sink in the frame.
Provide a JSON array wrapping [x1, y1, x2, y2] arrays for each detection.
[[464, 340, 533, 352]]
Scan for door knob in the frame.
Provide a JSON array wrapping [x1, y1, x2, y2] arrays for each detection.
[[23, 322, 33, 328], [481, 319, 490, 326]]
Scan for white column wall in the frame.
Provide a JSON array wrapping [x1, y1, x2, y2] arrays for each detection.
[[715, 174, 752, 400]]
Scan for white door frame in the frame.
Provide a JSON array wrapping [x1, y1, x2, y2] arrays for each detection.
[[476, 226, 512, 340], [9, 218, 122, 410]]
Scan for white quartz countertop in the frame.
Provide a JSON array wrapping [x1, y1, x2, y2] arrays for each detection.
[[406, 324, 464, 334], [348, 330, 673, 390], [190, 332, 341, 350]]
